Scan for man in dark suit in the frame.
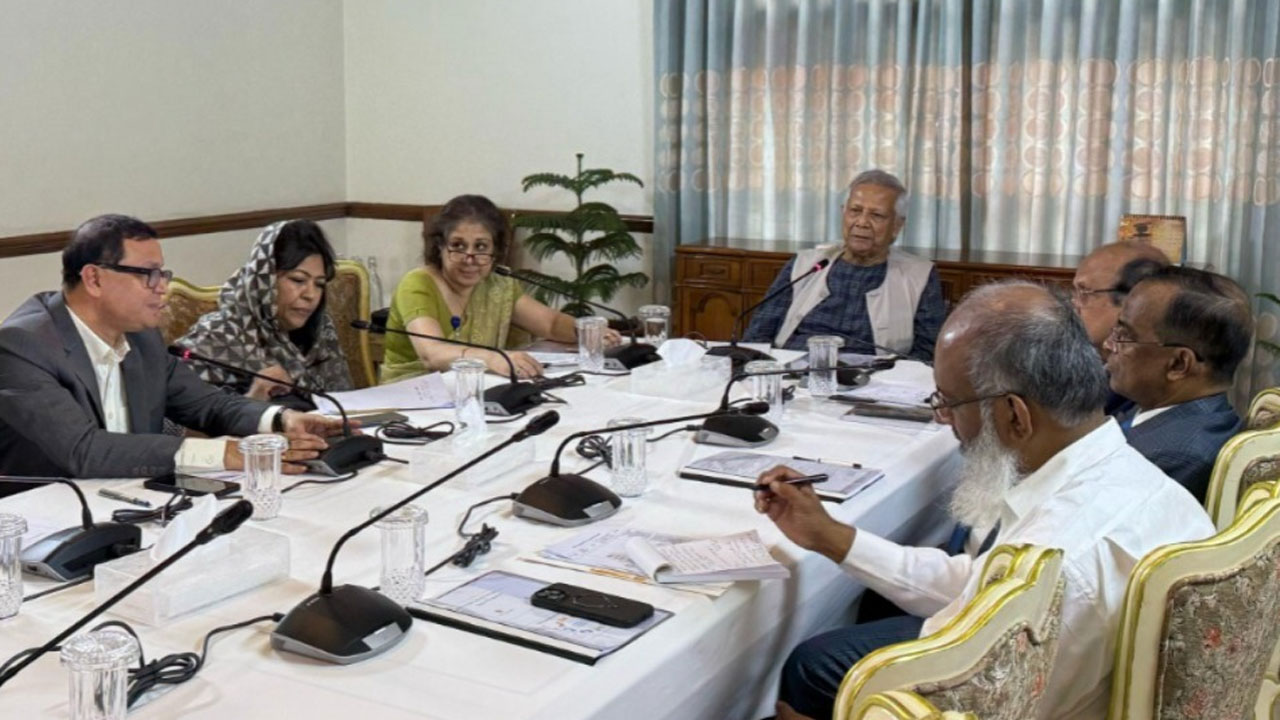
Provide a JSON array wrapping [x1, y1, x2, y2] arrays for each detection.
[[0, 214, 343, 495], [1104, 266, 1251, 502]]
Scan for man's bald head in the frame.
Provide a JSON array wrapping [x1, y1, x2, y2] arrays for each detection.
[[939, 281, 1109, 427], [1073, 241, 1171, 353]]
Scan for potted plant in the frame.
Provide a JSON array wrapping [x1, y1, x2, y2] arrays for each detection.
[[512, 153, 648, 317]]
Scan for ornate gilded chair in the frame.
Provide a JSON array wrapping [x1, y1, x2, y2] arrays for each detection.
[[833, 545, 1065, 720], [1204, 427, 1280, 531], [161, 277, 219, 345], [1247, 387, 1280, 431], [856, 690, 976, 719], [1107, 481, 1280, 720], [326, 260, 376, 388]]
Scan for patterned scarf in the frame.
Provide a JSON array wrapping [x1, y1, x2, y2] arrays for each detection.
[[175, 222, 353, 393]]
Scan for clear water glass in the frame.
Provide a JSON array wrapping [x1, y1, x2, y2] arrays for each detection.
[[807, 335, 845, 398], [60, 627, 139, 720], [637, 305, 671, 345], [0, 513, 27, 619], [238, 434, 289, 520], [576, 316, 608, 371], [450, 357, 488, 432], [744, 360, 785, 423], [607, 417, 651, 497], [372, 504, 428, 605]]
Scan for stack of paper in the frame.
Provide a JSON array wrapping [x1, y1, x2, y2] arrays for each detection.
[[624, 530, 789, 583], [525, 526, 730, 596], [680, 451, 884, 501], [311, 372, 451, 414]]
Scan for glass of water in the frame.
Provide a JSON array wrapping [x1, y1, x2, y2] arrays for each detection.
[[0, 513, 27, 620], [238, 434, 289, 520], [744, 359, 785, 423], [807, 335, 844, 398], [61, 627, 139, 720], [576, 316, 608, 372], [372, 504, 428, 605], [637, 305, 671, 345], [450, 357, 488, 432], [607, 417, 651, 497]]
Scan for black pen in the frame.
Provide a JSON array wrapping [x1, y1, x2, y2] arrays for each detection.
[[755, 473, 829, 494], [98, 488, 152, 508], [792, 455, 863, 469]]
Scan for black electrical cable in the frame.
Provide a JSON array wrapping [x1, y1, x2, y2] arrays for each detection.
[[21, 575, 92, 603], [375, 420, 455, 446], [281, 469, 359, 494], [457, 493, 518, 538], [485, 411, 527, 424], [111, 490, 193, 525]]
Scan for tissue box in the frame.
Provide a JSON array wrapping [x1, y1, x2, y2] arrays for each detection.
[[94, 526, 290, 626], [410, 430, 536, 489], [628, 355, 732, 401]]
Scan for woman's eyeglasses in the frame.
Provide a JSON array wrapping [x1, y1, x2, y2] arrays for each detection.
[[442, 245, 495, 265]]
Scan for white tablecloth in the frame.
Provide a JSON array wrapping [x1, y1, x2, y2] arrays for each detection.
[[0, 360, 959, 720]]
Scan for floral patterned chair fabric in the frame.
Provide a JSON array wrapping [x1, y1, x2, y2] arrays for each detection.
[[1204, 427, 1280, 531], [160, 277, 219, 346], [857, 690, 976, 720], [1246, 388, 1280, 431], [1106, 482, 1280, 720], [834, 545, 1065, 720], [326, 260, 376, 389]]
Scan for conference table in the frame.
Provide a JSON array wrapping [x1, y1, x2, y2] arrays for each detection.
[[0, 351, 960, 719]]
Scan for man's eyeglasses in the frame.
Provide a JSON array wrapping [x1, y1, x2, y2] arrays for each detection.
[[442, 245, 495, 265], [1070, 285, 1119, 303], [927, 390, 1010, 419], [97, 263, 173, 289], [1105, 326, 1204, 361]]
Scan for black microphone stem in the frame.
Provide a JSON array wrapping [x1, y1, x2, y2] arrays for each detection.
[[728, 258, 830, 346], [0, 477, 93, 529], [0, 501, 253, 687], [494, 266, 640, 346], [354, 322, 519, 384], [318, 411, 557, 594], [716, 368, 814, 410], [548, 408, 748, 476]]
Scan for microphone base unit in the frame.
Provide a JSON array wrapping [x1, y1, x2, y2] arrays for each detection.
[[604, 342, 661, 369], [271, 584, 413, 665], [302, 435, 388, 476], [21, 522, 142, 581], [483, 383, 547, 416], [705, 345, 776, 371], [694, 414, 780, 448], [513, 474, 621, 527]]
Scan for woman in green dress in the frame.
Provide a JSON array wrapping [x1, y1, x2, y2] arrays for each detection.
[[380, 194, 619, 383]]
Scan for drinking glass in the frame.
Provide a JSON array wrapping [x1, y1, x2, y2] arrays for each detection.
[[576, 316, 608, 372], [238, 434, 289, 520], [637, 305, 671, 345], [372, 504, 429, 605], [607, 417, 651, 497], [450, 357, 488, 432], [807, 335, 844, 398], [0, 513, 27, 619], [60, 628, 139, 720], [744, 359, 785, 423]]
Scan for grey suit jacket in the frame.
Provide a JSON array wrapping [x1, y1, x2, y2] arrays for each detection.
[[0, 291, 269, 490]]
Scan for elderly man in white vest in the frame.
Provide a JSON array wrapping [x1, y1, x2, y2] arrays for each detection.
[[742, 169, 945, 359]]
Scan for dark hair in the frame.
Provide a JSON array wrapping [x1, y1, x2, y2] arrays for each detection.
[[272, 220, 337, 353], [423, 195, 510, 268], [62, 214, 158, 288], [1109, 257, 1169, 306], [1142, 266, 1253, 384], [964, 281, 1110, 426]]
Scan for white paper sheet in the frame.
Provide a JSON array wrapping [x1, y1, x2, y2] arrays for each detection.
[[624, 530, 789, 583], [835, 380, 933, 407], [312, 372, 452, 413]]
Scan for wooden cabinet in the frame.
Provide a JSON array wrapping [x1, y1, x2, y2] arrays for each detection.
[[673, 240, 1078, 340]]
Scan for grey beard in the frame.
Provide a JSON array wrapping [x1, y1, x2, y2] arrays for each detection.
[[949, 415, 1021, 530]]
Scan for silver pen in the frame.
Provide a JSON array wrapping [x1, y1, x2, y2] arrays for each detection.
[[98, 488, 152, 508]]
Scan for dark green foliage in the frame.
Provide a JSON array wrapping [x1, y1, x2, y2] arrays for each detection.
[[512, 153, 648, 316]]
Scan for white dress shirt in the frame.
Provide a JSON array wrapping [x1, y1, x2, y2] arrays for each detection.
[[66, 307, 279, 472], [842, 419, 1214, 719], [1129, 404, 1174, 428]]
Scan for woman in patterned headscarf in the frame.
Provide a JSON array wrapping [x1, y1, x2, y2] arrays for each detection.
[[176, 220, 352, 404]]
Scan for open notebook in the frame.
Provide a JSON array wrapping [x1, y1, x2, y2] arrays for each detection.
[[624, 530, 789, 583]]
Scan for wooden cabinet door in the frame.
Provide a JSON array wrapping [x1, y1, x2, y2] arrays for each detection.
[[677, 286, 743, 341]]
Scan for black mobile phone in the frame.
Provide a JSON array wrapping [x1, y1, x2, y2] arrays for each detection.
[[530, 582, 654, 628], [142, 474, 241, 497]]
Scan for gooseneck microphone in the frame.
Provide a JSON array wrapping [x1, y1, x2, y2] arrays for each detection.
[[706, 257, 832, 368], [167, 347, 383, 476], [1, 476, 141, 581], [492, 265, 661, 369], [513, 402, 770, 527], [271, 411, 561, 665], [351, 320, 546, 416], [0, 500, 253, 687]]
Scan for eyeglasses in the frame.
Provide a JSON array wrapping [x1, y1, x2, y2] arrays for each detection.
[[442, 245, 495, 265], [1071, 285, 1119, 303], [97, 263, 173, 289], [1105, 326, 1204, 361], [927, 389, 1010, 420]]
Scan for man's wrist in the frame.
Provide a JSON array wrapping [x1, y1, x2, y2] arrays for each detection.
[[814, 523, 856, 564]]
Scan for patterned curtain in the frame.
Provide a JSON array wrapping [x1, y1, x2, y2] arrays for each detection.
[[655, 0, 1280, 395]]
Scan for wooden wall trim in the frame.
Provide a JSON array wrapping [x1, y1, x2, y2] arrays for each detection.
[[0, 201, 656, 259]]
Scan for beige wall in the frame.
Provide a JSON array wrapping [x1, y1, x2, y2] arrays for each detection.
[[342, 0, 656, 312]]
